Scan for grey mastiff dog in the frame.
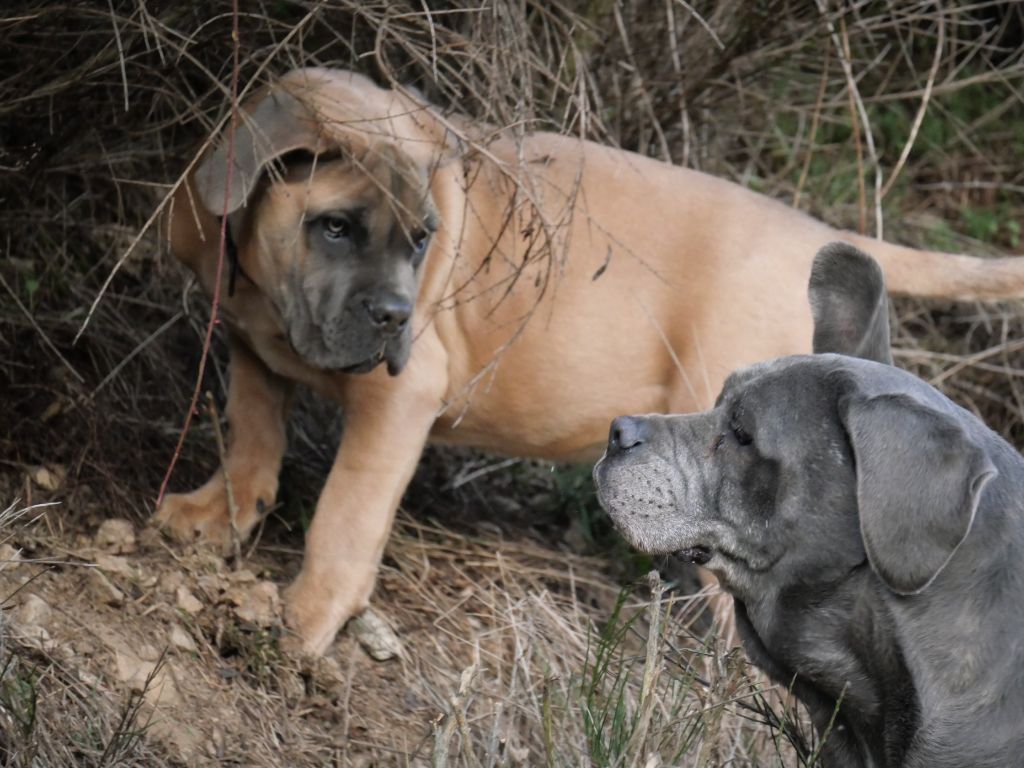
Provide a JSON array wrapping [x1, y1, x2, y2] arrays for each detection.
[[593, 243, 1024, 768]]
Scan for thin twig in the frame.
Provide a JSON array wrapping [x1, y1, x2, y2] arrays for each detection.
[[73, 3, 322, 344], [205, 391, 242, 568], [793, 50, 830, 209], [0, 272, 84, 383], [106, 0, 129, 113], [880, 5, 945, 200], [88, 311, 183, 400], [818, 3, 884, 238], [155, 0, 241, 510], [624, 572, 666, 763]]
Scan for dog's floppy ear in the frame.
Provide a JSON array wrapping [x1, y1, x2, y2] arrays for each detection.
[[808, 242, 892, 365], [195, 89, 323, 216], [843, 393, 996, 594]]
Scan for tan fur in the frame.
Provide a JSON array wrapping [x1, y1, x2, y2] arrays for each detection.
[[157, 68, 1024, 654]]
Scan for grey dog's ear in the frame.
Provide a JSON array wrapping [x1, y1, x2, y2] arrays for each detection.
[[843, 393, 996, 594], [808, 242, 892, 365], [195, 89, 323, 216]]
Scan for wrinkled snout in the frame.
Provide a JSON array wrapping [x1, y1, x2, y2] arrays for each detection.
[[284, 276, 416, 375], [593, 412, 719, 556]]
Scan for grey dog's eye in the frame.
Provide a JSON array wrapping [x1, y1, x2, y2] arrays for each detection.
[[322, 215, 350, 241], [730, 414, 753, 446]]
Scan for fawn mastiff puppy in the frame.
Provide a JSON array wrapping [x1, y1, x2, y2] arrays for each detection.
[[594, 244, 1024, 767], [158, 67, 1024, 655]]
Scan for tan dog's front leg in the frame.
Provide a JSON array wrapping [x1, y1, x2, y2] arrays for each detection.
[[154, 336, 293, 550], [283, 360, 445, 656]]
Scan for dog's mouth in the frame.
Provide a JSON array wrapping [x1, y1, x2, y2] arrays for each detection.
[[334, 341, 409, 377], [337, 353, 384, 374], [674, 546, 712, 565], [286, 329, 409, 376]]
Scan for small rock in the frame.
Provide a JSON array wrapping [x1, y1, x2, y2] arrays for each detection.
[[94, 553, 133, 576], [225, 580, 280, 627], [208, 723, 227, 759], [14, 594, 51, 628], [28, 464, 65, 492], [195, 551, 225, 574], [9, 596, 55, 651], [176, 586, 204, 615], [348, 607, 402, 661], [138, 572, 159, 590], [89, 569, 125, 606], [19, 624, 54, 650], [112, 646, 183, 708], [197, 573, 228, 596], [313, 655, 345, 693], [161, 570, 185, 594], [95, 519, 136, 554], [507, 745, 530, 765], [113, 650, 155, 694], [136, 526, 163, 551], [0, 544, 22, 572], [169, 625, 197, 653], [226, 568, 256, 584]]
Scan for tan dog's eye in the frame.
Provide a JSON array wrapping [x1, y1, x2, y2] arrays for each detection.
[[411, 230, 430, 263], [323, 215, 350, 241], [411, 231, 428, 256]]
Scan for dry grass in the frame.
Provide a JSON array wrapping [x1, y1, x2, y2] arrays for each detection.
[[0, 497, 812, 766], [1, 0, 1023, 765]]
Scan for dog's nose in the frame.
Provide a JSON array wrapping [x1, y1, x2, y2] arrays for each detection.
[[607, 416, 647, 455], [363, 293, 411, 336]]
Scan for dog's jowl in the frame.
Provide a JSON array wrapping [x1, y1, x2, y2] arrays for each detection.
[[594, 243, 1024, 767], [158, 66, 1024, 657]]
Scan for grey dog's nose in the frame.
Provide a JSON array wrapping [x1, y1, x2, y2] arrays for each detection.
[[364, 293, 411, 336], [607, 416, 647, 455]]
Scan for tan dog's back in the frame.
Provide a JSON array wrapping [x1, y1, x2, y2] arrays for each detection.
[[424, 131, 955, 460]]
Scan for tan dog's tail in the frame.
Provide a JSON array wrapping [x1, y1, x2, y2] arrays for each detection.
[[840, 233, 1024, 302]]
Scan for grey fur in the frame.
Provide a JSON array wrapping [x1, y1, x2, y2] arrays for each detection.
[[809, 242, 892, 365], [594, 242, 1024, 767]]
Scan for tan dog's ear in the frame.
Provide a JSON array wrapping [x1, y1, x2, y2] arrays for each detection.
[[195, 89, 323, 216], [843, 393, 996, 594]]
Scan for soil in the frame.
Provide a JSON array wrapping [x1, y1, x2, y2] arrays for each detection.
[[0, 472, 637, 767]]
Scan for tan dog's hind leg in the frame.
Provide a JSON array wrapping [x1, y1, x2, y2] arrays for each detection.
[[154, 337, 293, 551], [282, 344, 447, 656]]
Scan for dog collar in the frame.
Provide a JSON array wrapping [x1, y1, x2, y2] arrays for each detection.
[[221, 217, 251, 298]]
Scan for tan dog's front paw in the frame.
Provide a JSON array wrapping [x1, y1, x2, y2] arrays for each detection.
[[281, 571, 367, 657], [152, 471, 272, 552]]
